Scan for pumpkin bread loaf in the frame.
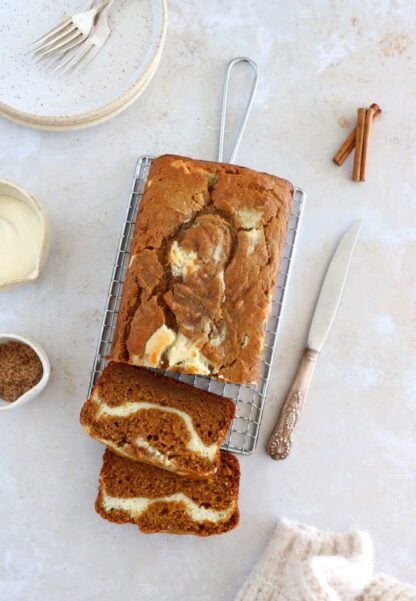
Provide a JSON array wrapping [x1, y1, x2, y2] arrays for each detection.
[[110, 154, 293, 385]]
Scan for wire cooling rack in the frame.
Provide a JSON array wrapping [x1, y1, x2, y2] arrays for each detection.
[[88, 155, 305, 454]]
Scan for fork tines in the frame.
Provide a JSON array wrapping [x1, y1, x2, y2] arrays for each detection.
[[29, 18, 74, 50], [35, 28, 85, 58]]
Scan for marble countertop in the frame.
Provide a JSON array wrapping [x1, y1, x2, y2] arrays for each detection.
[[1, 1, 415, 599]]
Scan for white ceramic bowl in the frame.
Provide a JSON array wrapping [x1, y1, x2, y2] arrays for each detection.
[[0, 333, 51, 411], [0, 180, 50, 289]]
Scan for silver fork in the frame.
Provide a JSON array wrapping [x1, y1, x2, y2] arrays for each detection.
[[29, 0, 111, 59], [52, 0, 115, 74]]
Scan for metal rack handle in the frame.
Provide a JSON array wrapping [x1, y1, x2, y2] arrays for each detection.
[[217, 57, 260, 164]]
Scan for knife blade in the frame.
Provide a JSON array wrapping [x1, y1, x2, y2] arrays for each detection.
[[267, 220, 363, 460], [308, 220, 362, 352]]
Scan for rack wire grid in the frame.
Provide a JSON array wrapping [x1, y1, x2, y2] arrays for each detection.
[[89, 155, 305, 454]]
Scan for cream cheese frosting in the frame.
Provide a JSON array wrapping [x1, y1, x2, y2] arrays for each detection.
[[102, 489, 235, 523], [0, 196, 42, 282]]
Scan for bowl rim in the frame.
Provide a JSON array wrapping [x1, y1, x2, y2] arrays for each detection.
[[0, 333, 51, 411], [0, 179, 49, 288]]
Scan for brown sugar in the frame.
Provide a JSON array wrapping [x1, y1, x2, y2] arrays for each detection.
[[0, 341, 43, 402]]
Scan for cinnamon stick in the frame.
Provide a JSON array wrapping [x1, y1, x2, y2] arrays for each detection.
[[359, 107, 375, 181], [352, 108, 366, 181], [332, 129, 357, 166], [333, 103, 381, 166]]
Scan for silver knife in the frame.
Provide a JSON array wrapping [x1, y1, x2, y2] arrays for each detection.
[[267, 220, 363, 460]]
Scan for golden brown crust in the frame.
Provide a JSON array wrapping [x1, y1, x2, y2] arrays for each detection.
[[95, 449, 240, 536], [80, 362, 235, 478], [111, 154, 293, 384]]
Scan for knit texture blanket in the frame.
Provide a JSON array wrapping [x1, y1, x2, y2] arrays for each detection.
[[235, 519, 416, 601]]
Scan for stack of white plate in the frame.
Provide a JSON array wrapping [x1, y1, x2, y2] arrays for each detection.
[[0, 0, 167, 130]]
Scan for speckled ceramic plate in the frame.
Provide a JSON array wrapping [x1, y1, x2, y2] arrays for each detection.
[[0, 0, 167, 130]]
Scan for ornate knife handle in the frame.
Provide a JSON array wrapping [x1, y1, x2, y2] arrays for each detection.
[[267, 347, 319, 460]]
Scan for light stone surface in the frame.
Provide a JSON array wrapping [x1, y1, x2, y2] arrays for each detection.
[[1, 1, 415, 599]]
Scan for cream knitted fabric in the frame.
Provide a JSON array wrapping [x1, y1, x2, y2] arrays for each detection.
[[235, 519, 416, 601]]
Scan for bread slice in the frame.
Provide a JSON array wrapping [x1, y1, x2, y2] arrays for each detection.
[[95, 448, 240, 536], [80, 362, 235, 478]]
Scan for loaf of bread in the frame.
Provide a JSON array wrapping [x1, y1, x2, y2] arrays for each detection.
[[80, 362, 235, 478], [96, 448, 240, 536], [111, 154, 293, 384]]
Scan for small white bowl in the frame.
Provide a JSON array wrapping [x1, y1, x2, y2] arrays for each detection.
[[0, 180, 50, 290], [0, 333, 50, 411]]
